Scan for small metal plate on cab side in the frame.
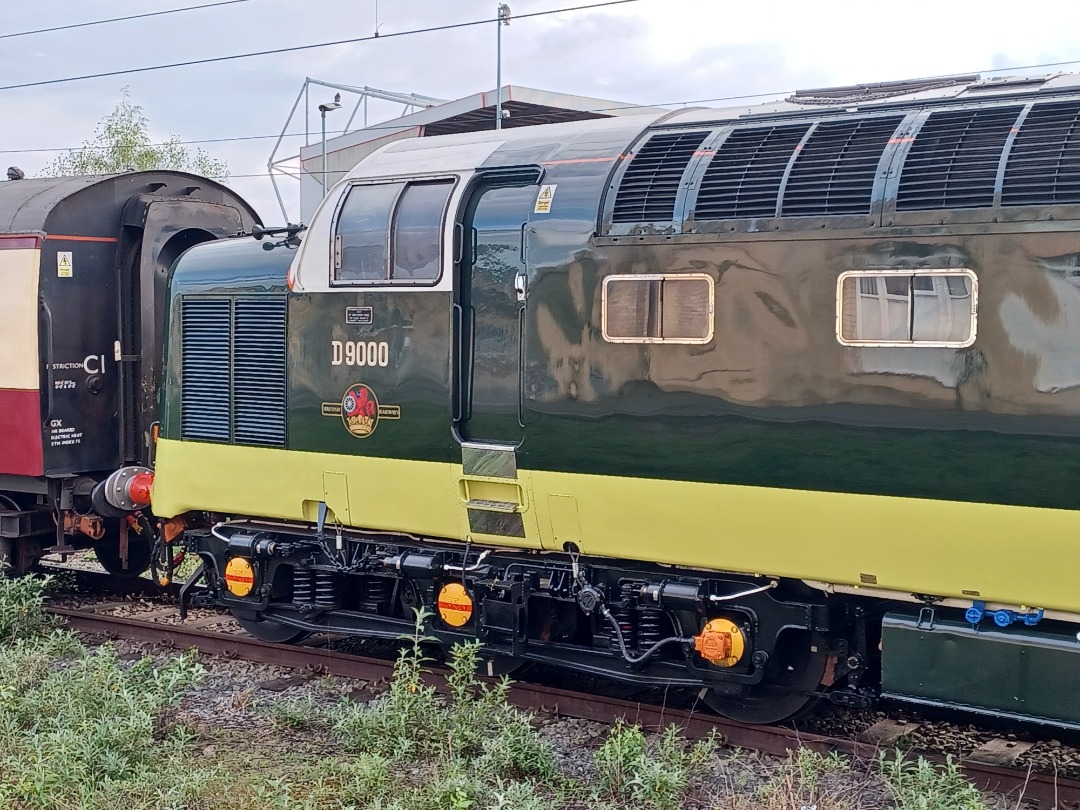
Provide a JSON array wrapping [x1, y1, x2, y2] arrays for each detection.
[[346, 306, 373, 325]]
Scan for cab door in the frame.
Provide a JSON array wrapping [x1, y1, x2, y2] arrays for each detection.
[[453, 169, 541, 546]]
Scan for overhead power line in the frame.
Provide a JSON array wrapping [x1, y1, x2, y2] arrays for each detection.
[[0, 0, 642, 92], [4, 49, 1078, 160], [0, 0, 254, 42], [6, 54, 1080, 157], [0, 131, 303, 155]]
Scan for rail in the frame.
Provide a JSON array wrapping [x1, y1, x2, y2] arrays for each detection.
[[47, 601, 1080, 809]]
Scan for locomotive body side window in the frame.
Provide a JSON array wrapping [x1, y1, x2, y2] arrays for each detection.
[[837, 269, 977, 347], [602, 274, 714, 344], [333, 182, 402, 282], [391, 180, 453, 281]]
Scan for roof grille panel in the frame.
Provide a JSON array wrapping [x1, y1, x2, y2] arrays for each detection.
[[233, 299, 287, 447], [695, 124, 810, 219], [896, 106, 1023, 210], [1002, 100, 1080, 206], [611, 130, 709, 223], [781, 116, 902, 216], [181, 299, 231, 442]]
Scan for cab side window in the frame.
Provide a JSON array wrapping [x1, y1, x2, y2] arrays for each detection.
[[334, 182, 402, 282], [333, 179, 453, 284], [392, 182, 453, 281]]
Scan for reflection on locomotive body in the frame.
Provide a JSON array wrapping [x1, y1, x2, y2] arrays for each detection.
[[147, 73, 1080, 729]]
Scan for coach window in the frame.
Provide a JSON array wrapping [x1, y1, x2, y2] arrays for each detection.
[[333, 182, 402, 282], [837, 270, 977, 346], [391, 180, 453, 281], [602, 274, 714, 344]]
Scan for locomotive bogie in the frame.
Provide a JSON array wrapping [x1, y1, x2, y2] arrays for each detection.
[[184, 518, 845, 720]]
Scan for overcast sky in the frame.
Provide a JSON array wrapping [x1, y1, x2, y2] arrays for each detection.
[[5, 0, 1080, 223]]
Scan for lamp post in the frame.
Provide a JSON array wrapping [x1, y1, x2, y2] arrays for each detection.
[[319, 93, 342, 192], [495, 4, 511, 130]]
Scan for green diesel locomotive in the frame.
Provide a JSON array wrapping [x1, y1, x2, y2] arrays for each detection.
[[148, 73, 1080, 726]]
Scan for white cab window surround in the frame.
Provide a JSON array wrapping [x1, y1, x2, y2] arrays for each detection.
[[331, 178, 455, 286]]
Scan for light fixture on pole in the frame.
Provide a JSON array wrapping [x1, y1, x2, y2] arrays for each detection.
[[495, 4, 511, 130], [318, 93, 342, 192]]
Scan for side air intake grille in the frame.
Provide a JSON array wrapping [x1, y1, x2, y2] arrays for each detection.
[[180, 296, 287, 446], [181, 299, 231, 442], [781, 116, 903, 216], [233, 299, 287, 447], [1002, 100, 1080, 206], [612, 131, 709, 223], [695, 124, 810, 219], [897, 106, 1023, 210]]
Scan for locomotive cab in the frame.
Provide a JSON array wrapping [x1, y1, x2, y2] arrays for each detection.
[[0, 171, 260, 574]]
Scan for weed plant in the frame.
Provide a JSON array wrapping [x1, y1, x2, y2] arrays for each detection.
[[0, 574, 55, 643], [0, 577, 999, 809], [0, 575, 207, 809], [592, 718, 717, 809], [324, 607, 557, 807], [878, 750, 988, 810]]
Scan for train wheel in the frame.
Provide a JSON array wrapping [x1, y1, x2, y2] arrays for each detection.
[[93, 518, 153, 578], [702, 633, 828, 724], [232, 610, 311, 644]]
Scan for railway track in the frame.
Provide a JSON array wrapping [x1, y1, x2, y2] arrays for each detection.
[[43, 574, 1080, 810]]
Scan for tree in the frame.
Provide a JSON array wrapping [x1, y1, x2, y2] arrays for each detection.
[[43, 91, 228, 180]]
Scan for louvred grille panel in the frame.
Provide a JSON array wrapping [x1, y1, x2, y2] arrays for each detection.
[[1002, 100, 1080, 206], [695, 124, 809, 219], [781, 116, 903, 215], [897, 106, 1023, 210], [179, 296, 287, 447], [611, 131, 709, 223], [181, 300, 231, 442], [233, 299, 287, 447]]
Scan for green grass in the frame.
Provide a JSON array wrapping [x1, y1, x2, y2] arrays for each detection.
[[0, 576, 1004, 809]]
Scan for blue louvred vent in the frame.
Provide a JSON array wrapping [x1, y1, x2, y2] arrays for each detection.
[[233, 299, 287, 447], [181, 299, 231, 442], [180, 296, 287, 447]]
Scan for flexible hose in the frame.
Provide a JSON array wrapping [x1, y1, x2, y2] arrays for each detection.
[[601, 605, 689, 665]]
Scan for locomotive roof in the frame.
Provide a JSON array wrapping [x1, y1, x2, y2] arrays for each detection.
[[0, 171, 254, 234], [338, 72, 1080, 187], [664, 71, 1080, 128]]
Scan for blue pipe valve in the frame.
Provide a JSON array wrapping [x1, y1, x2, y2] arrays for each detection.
[[966, 600, 1043, 627]]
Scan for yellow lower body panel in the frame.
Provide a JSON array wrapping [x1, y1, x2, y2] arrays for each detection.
[[529, 470, 1080, 614], [153, 439, 463, 541], [152, 438, 1080, 614], [151, 439, 540, 549]]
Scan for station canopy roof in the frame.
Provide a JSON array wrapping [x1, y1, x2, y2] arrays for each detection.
[[299, 84, 659, 163]]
